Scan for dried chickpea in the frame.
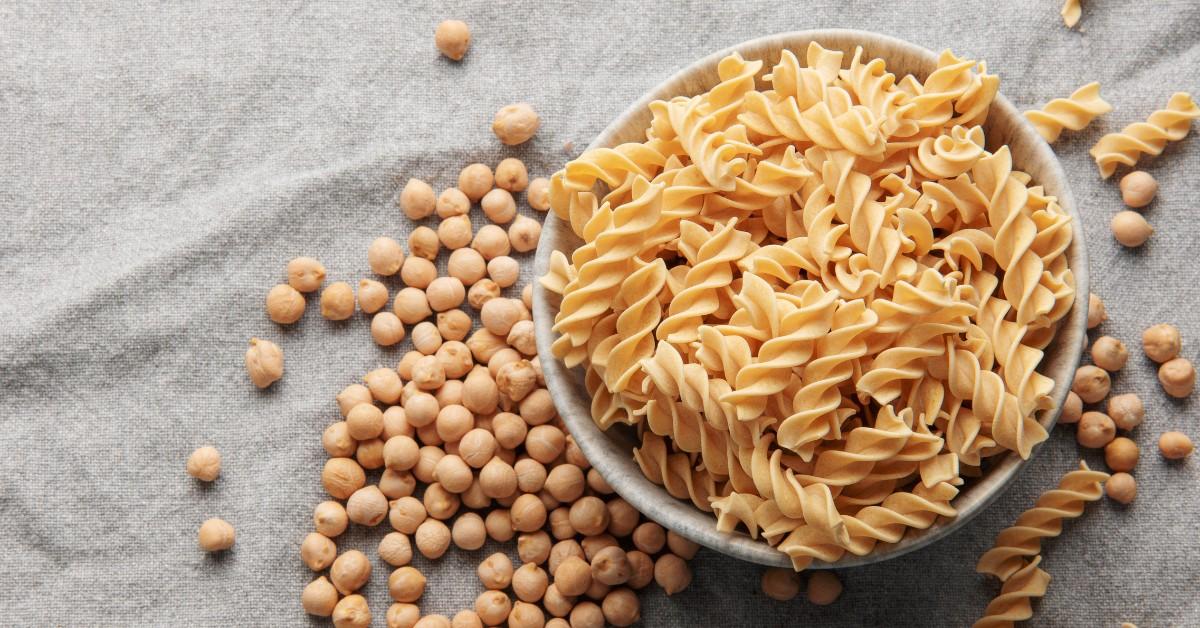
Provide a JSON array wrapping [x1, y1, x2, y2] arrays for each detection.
[[401, 256, 438, 290], [475, 590, 512, 626], [389, 566, 426, 603], [508, 215, 542, 253], [1158, 358, 1196, 397], [653, 553, 691, 595], [564, 437, 589, 470], [405, 323, 440, 357], [537, 466, 578, 505], [467, 328, 508, 363], [1105, 437, 1139, 472], [365, 368, 404, 404], [581, 536, 617, 565], [301, 531, 337, 571], [1142, 324, 1181, 363], [510, 601, 547, 626], [437, 187, 470, 218], [1077, 411, 1117, 449], [368, 237, 406, 276], [320, 281, 356, 320], [380, 469, 416, 499], [467, 279, 501, 311], [186, 446, 221, 482], [1119, 170, 1157, 208], [461, 477, 491, 510], [459, 428, 497, 468], [546, 507, 572, 540], [347, 485, 389, 526], [438, 215, 474, 251], [569, 602, 604, 628], [459, 163, 494, 202], [1059, 391, 1083, 425], [346, 403, 384, 440], [625, 551, 653, 589], [526, 425, 565, 464], [538, 489, 561, 513], [414, 446, 446, 482], [553, 555, 592, 597], [245, 337, 284, 388], [472, 224, 511, 260], [1087, 293, 1106, 329], [433, 311, 470, 343], [1091, 336, 1128, 372], [382, 406, 412, 440], [198, 517, 235, 552], [447, 248, 487, 287], [332, 594, 371, 628], [412, 355, 447, 390], [511, 493, 548, 532], [512, 562, 548, 602], [436, 404, 474, 443], [519, 389, 556, 426], [434, 19, 470, 61], [323, 457, 366, 499], [1105, 393, 1144, 431], [632, 522, 666, 555], [1159, 431, 1194, 459], [605, 499, 639, 538], [518, 531, 552, 565], [356, 438, 385, 470], [1111, 211, 1152, 247], [387, 603, 420, 628], [436, 341, 475, 379], [315, 500, 350, 537], [482, 257, 519, 289], [463, 368, 499, 415], [492, 103, 539, 146], [527, 178, 550, 212], [371, 312, 406, 346], [331, 549, 372, 594], [404, 392, 440, 428], [807, 571, 843, 605], [601, 588, 640, 627], [423, 277, 464, 313], [478, 190, 514, 225], [568, 497, 609, 537], [389, 496, 427, 534], [586, 469, 613, 496], [287, 256, 326, 293], [302, 576, 339, 617], [434, 453, 473, 493], [401, 178, 437, 220], [407, 227, 440, 263], [521, 284, 533, 309], [452, 610, 482, 628], [478, 552, 515, 590], [415, 518, 452, 559], [590, 545, 631, 586], [666, 531, 700, 559], [486, 509, 514, 542], [1072, 365, 1111, 403], [1107, 472, 1137, 504], [497, 360, 538, 402], [398, 352, 422, 380], [356, 279, 389, 314], [266, 284, 306, 324], [414, 617, 450, 628], [761, 567, 801, 601], [379, 532, 413, 567], [493, 412, 528, 450], [479, 298, 521, 336], [495, 158, 529, 192]]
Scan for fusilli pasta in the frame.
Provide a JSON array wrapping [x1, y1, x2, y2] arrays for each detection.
[[1089, 92, 1200, 178], [1024, 82, 1111, 143]]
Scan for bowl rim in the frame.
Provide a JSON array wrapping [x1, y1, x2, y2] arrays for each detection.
[[533, 28, 1089, 569]]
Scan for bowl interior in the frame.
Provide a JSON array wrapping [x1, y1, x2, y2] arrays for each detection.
[[533, 29, 1089, 569]]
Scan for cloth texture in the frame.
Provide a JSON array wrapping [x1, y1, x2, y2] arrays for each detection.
[[1, 1, 1198, 626]]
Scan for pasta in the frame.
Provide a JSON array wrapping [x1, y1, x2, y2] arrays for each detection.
[[1024, 82, 1112, 143], [1089, 92, 1200, 178], [541, 43, 1076, 569], [1060, 0, 1081, 28], [973, 556, 1051, 628]]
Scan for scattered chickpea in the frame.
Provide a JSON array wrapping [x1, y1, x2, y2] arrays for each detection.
[[1111, 211, 1153, 247], [553, 554, 592, 597], [287, 256, 326, 293], [512, 493, 549, 532], [389, 496, 427, 534], [332, 594, 371, 628], [477, 551, 515, 590], [434, 19, 470, 60], [436, 341, 475, 379], [569, 602, 605, 628], [519, 389, 556, 425], [378, 531, 413, 567], [493, 103, 540, 146], [1119, 170, 1157, 208], [1107, 393, 1145, 431], [365, 367, 404, 404], [436, 404, 474, 443], [405, 228, 440, 264], [512, 599, 549, 625], [323, 457, 367, 499], [302, 576, 339, 617], [497, 360, 538, 402], [321, 281, 357, 320], [426, 277, 466, 312], [481, 298, 523, 336], [424, 481, 462, 520], [509, 562, 547, 602], [1158, 357, 1196, 397], [1072, 365, 1111, 403], [438, 215, 474, 250], [414, 616, 451, 628], [1091, 336, 1128, 372], [401, 178, 437, 220], [485, 509, 515, 543], [266, 283, 306, 324], [807, 571, 843, 605], [482, 256, 519, 289], [472, 225, 512, 260], [605, 499, 639, 537], [323, 423, 357, 459], [467, 279, 501, 310], [631, 522, 666, 555], [382, 406, 411, 440], [400, 257, 437, 291], [569, 497, 610, 537], [186, 446, 221, 482], [544, 464, 584, 503], [507, 320, 536, 356], [590, 545, 631, 587], [1142, 323, 1181, 363], [330, 549, 372, 594], [587, 469, 613, 495], [415, 518, 452, 559], [458, 163, 494, 202], [518, 531, 552, 565], [653, 553, 692, 595], [452, 512, 487, 550], [244, 337, 284, 388], [436, 309, 473, 342], [198, 517, 235, 552], [301, 531, 337, 571], [761, 567, 802, 601], [389, 566, 426, 603], [437, 187, 471, 218], [521, 284, 533, 309], [1077, 411, 1117, 449], [1060, 391, 1083, 425], [452, 610, 483, 628], [388, 603, 421, 628], [337, 385, 373, 417], [347, 485, 389, 527], [666, 531, 700, 559], [1087, 293, 1106, 329], [625, 551, 654, 589], [315, 500, 350, 537], [405, 393, 440, 428], [527, 178, 550, 212], [1106, 472, 1137, 504], [380, 469, 416, 499], [601, 588, 640, 627], [346, 403, 384, 440], [495, 158, 529, 192], [1158, 431, 1194, 459], [412, 355, 447, 390], [480, 188, 517, 224], [394, 287, 433, 324], [1105, 437, 1139, 472], [368, 237, 406, 276], [475, 590, 512, 626], [508, 215, 542, 253]]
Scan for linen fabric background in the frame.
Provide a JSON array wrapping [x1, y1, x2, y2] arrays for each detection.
[[1, 1, 1197, 626]]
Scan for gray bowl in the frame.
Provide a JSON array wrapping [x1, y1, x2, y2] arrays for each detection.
[[532, 29, 1089, 569]]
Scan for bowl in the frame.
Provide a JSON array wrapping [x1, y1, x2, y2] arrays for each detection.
[[532, 29, 1089, 569]]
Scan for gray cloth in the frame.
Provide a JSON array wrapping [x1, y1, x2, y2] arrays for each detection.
[[1, 1, 1197, 625]]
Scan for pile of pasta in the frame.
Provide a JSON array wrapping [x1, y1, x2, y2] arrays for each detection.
[[540, 43, 1075, 570]]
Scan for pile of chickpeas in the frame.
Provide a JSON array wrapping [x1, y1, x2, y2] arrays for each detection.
[[1065, 293, 1195, 504]]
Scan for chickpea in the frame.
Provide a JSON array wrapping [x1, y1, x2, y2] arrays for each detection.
[[508, 215, 542, 253], [337, 385, 373, 417], [332, 594, 371, 628], [475, 590, 512, 626], [1106, 472, 1137, 504], [507, 319, 537, 355], [366, 312, 404, 346], [266, 283, 306, 324], [1091, 336, 1128, 371], [497, 360, 538, 403], [437, 187, 471, 218], [538, 489, 561, 513], [477, 551, 515, 590], [545, 584, 578, 618], [415, 518, 452, 559], [436, 404, 474, 444], [434, 19, 470, 60], [365, 367, 404, 404], [569, 602, 604, 628], [421, 278, 463, 314], [367, 237, 405, 276], [1103, 436, 1139, 472], [330, 549, 372, 594], [510, 601, 547, 627], [587, 469, 613, 495], [1142, 323, 1181, 363], [481, 257, 519, 290], [353, 279, 388, 315], [1077, 411, 1116, 448], [424, 482, 462, 520], [470, 225, 510, 261], [438, 215, 474, 251], [1107, 393, 1145, 431], [630, 522, 666, 555], [666, 531, 700, 559], [467, 329, 509, 364], [550, 554, 592, 597], [321, 281, 356, 320], [433, 310, 470, 343], [414, 616, 451, 628], [1072, 365, 1111, 403], [402, 323, 439, 358], [1159, 431, 1194, 459], [302, 576, 339, 617], [587, 545, 630, 587], [382, 406, 412, 441], [548, 540, 585, 576], [356, 438, 385, 470], [347, 485, 389, 527], [1119, 170, 1157, 208], [458, 163, 494, 202], [461, 477, 492, 510], [315, 500, 350, 537], [323, 457, 366, 499], [457, 428, 496, 468], [807, 570, 843, 605], [1111, 210, 1152, 247], [512, 562, 549, 602], [519, 389, 556, 426], [653, 553, 692, 595], [1087, 292, 1106, 329], [287, 256, 326, 293], [452, 610, 483, 628], [197, 517, 235, 552], [521, 284, 533, 309], [186, 446, 221, 482], [300, 531, 337, 571], [378, 531, 413, 567], [467, 279, 501, 311], [412, 355, 447, 391], [405, 227, 440, 263], [518, 531, 552, 565], [495, 158, 529, 192], [1158, 358, 1196, 397], [401, 178, 437, 219], [761, 567, 801, 601], [601, 588, 640, 627], [493, 103, 540, 146], [387, 603, 421, 628], [624, 551, 654, 589], [486, 509, 515, 543], [380, 469, 416, 499], [389, 496, 427, 534], [413, 446, 445, 483], [511, 493, 548, 532], [605, 499, 639, 538], [387, 566, 426, 603], [461, 370, 497, 415], [245, 337, 284, 388], [399, 257, 436, 291], [452, 512, 487, 550], [526, 425, 566, 464], [437, 341, 475, 379], [527, 178, 550, 212], [347, 403, 384, 440]]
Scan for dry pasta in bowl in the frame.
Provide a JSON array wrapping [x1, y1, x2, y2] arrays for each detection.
[[533, 31, 1087, 570]]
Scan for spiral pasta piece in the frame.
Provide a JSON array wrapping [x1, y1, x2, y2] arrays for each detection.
[[1089, 92, 1200, 178], [657, 219, 752, 344], [602, 258, 668, 393], [1024, 82, 1111, 143], [1060, 0, 1081, 28]]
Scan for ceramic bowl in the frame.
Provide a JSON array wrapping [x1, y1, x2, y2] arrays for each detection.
[[532, 29, 1088, 568]]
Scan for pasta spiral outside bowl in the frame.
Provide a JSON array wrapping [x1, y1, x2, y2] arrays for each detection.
[[532, 29, 1089, 569]]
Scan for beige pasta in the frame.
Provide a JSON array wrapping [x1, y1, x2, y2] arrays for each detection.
[[1024, 82, 1111, 143], [973, 556, 1051, 628], [1089, 92, 1200, 178], [1060, 0, 1081, 28]]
